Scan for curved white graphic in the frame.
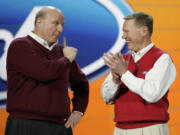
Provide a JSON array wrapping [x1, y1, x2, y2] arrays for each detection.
[[0, 30, 14, 81], [0, 30, 13, 101], [0, 8, 40, 102], [82, 0, 132, 76], [0, 2, 132, 80], [0, 2, 133, 102], [0, 7, 41, 81]]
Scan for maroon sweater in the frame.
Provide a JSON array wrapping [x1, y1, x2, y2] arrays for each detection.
[[6, 36, 89, 123], [115, 46, 169, 129]]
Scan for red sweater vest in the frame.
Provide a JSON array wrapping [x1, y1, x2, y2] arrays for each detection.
[[115, 46, 169, 129]]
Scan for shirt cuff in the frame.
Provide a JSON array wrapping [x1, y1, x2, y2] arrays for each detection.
[[73, 110, 83, 116]]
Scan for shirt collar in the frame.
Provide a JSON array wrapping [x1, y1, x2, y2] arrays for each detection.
[[132, 42, 154, 62], [28, 31, 57, 51]]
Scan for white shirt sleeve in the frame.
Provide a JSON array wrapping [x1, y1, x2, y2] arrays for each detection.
[[101, 73, 119, 104], [121, 53, 176, 103]]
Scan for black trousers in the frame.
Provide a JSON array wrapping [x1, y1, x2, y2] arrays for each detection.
[[5, 118, 73, 135]]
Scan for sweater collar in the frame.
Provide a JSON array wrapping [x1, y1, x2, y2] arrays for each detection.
[[28, 31, 57, 51], [131, 42, 154, 63]]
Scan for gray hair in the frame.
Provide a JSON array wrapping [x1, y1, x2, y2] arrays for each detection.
[[124, 12, 153, 36]]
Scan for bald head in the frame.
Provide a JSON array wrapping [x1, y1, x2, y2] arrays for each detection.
[[34, 6, 65, 45], [34, 6, 63, 26]]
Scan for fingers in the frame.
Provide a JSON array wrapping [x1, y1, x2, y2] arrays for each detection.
[[103, 52, 120, 61], [64, 112, 82, 130], [72, 124, 77, 131], [103, 52, 127, 75], [103, 52, 119, 66], [64, 119, 76, 131], [63, 37, 67, 48], [117, 53, 127, 66], [103, 52, 115, 63], [103, 58, 115, 69], [65, 117, 73, 129], [109, 52, 119, 59], [104, 52, 125, 65]]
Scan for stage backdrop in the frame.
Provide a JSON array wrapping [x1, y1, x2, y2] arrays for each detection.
[[0, 0, 180, 135]]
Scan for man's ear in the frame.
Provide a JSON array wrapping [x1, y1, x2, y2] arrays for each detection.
[[140, 26, 149, 36], [35, 18, 42, 28], [36, 18, 41, 25]]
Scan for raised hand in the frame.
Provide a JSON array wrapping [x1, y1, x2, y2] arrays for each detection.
[[62, 37, 78, 62], [63, 37, 67, 48]]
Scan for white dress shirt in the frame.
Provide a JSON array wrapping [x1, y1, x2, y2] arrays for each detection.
[[101, 43, 176, 104], [29, 32, 57, 51]]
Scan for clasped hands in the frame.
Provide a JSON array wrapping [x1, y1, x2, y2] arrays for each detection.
[[103, 52, 127, 83]]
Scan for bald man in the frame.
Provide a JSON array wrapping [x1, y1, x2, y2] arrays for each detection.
[[5, 6, 89, 135]]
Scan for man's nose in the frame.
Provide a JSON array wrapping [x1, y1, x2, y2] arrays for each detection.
[[57, 25, 63, 33], [122, 33, 126, 39]]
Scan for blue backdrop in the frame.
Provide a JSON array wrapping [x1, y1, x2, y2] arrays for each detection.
[[0, 0, 132, 107]]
